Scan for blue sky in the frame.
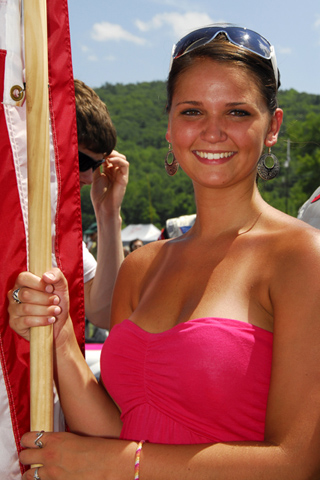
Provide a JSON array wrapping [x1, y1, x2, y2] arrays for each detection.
[[68, 0, 320, 95]]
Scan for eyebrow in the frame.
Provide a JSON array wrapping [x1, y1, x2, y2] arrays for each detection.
[[225, 102, 248, 107], [175, 100, 250, 107], [175, 100, 202, 106]]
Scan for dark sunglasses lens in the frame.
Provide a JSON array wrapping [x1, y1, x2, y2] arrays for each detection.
[[78, 152, 104, 172], [79, 151, 94, 172], [92, 160, 104, 172]]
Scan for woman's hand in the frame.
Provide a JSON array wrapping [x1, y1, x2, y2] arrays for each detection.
[[20, 431, 136, 480], [8, 268, 70, 342]]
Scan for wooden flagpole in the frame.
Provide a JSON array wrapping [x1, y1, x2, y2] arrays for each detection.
[[24, 0, 53, 434]]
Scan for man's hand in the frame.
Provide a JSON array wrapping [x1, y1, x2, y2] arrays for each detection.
[[91, 150, 129, 217]]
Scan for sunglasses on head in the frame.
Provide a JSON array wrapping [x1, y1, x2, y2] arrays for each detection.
[[78, 151, 105, 172], [170, 24, 279, 88]]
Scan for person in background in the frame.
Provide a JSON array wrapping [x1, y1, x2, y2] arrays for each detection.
[[297, 186, 320, 229], [158, 214, 196, 239], [8, 24, 320, 479], [129, 238, 144, 251], [84, 224, 98, 259], [75, 79, 129, 329]]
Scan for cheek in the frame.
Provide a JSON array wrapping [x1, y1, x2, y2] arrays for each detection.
[[79, 171, 93, 184], [171, 122, 197, 149], [241, 123, 269, 154]]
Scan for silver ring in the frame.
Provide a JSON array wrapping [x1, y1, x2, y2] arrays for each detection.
[[34, 467, 41, 480], [12, 288, 22, 304], [34, 430, 45, 448]]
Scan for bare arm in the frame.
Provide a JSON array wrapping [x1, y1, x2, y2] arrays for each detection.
[[53, 315, 122, 437], [84, 150, 129, 329]]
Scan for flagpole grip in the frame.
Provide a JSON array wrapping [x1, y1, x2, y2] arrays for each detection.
[[24, 0, 53, 434]]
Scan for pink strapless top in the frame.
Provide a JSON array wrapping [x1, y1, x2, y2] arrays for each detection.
[[100, 317, 273, 444]]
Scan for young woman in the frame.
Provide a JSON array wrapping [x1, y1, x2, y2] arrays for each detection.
[[9, 25, 320, 480]]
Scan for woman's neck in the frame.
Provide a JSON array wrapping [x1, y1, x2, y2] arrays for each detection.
[[191, 181, 266, 240]]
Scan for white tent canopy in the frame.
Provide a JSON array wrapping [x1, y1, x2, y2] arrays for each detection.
[[121, 224, 161, 245]]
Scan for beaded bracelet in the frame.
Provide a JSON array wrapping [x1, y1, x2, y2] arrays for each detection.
[[134, 440, 145, 480]]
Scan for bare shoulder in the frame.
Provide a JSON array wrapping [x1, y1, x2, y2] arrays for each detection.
[[121, 239, 169, 272], [110, 240, 170, 326], [265, 208, 320, 305], [272, 211, 320, 264]]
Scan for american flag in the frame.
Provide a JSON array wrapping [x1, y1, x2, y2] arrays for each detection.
[[0, 0, 85, 476]]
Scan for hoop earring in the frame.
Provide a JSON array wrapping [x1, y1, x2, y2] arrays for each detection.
[[164, 144, 179, 176], [257, 147, 280, 180]]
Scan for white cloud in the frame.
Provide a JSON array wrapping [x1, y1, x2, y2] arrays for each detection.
[[277, 46, 292, 55], [135, 11, 216, 39], [104, 55, 116, 62], [91, 21, 146, 45], [88, 54, 99, 62]]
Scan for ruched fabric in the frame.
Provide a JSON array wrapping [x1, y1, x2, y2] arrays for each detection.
[[101, 318, 273, 444]]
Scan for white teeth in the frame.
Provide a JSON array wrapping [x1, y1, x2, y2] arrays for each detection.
[[196, 151, 234, 160]]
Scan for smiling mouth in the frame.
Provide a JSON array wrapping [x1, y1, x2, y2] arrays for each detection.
[[195, 151, 235, 160]]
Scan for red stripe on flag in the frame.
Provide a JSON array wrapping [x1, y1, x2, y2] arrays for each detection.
[[47, 0, 85, 349]]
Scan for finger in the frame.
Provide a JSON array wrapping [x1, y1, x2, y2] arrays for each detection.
[[107, 150, 127, 162], [14, 271, 44, 291], [21, 466, 44, 480], [41, 268, 68, 293], [8, 271, 55, 307], [20, 448, 45, 468], [105, 158, 128, 169], [20, 433, 45, 467], [32, 467, 42, 480], [9, 287, 60, 307], [12, 304, 60, 323], [9, 313, 57, 341], [9, 300, 60, 340], [21, 431, 48, 449], [101, 162, 129, 186]]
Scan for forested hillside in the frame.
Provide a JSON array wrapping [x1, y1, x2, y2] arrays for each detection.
[[81, 82, 320, 231]]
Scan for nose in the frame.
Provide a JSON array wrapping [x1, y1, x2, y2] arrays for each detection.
[[200, 117, 227, 143], [79, 170, 93, 186]]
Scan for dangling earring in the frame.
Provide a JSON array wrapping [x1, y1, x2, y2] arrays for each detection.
[[257, 147, 280, 180], [164, 144, 179, 176]]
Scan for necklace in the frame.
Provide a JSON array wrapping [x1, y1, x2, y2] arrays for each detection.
[[237, 212, 262, 236]]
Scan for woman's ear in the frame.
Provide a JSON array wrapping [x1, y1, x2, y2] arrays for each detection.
[[265, 108, 283, 147], [165, 124, 171, 144]]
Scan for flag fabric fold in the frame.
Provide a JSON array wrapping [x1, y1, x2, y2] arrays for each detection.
[[0, 0, 85, 476]]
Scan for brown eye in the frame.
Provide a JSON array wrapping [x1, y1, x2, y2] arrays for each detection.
[[230, 109, 250, 117]]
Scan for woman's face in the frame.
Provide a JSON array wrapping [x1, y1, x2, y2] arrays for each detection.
[[166, 58, 282, 189]]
